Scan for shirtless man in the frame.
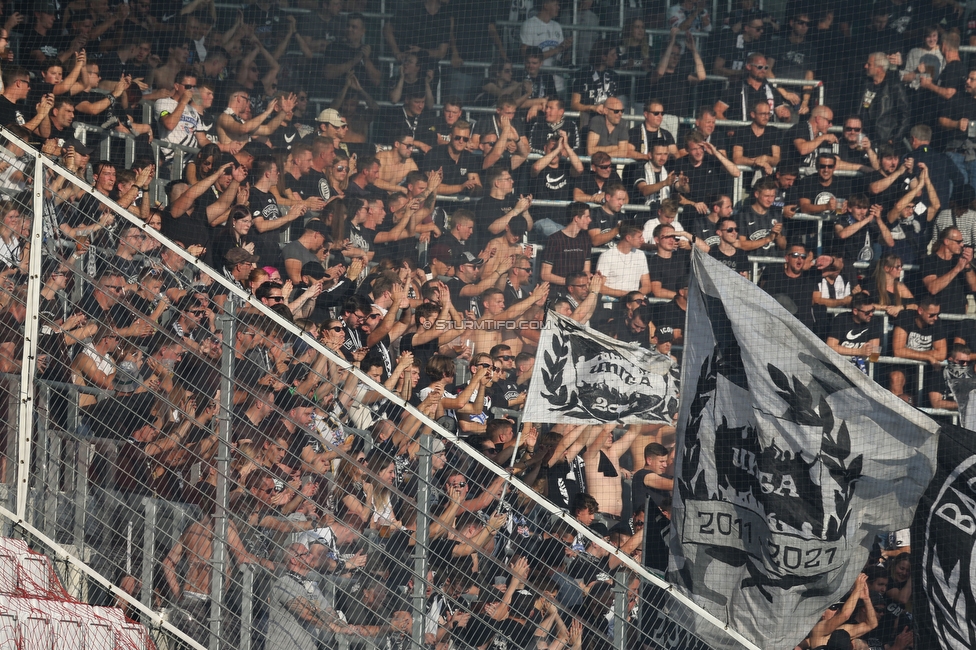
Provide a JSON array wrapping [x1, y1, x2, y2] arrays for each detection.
[[803, 574, 883, 650], [481, 215, 532, 279], [582, 423, 641, 523], [469, 283, 548, 357], [216, 87, 295, 144], [162, 501, 276, 646], [376, 132, 419, 194]]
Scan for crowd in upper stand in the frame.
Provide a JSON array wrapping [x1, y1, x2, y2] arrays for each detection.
[[0, 1, 966, 649]]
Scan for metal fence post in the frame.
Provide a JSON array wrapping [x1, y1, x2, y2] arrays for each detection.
[[613, 570, 628, 650], [15, 153, 46, 521], [142, 497, 156, 608], [411, 432, 433, 649], [240, 564, 254, 650], [210, 309, 236, 650]]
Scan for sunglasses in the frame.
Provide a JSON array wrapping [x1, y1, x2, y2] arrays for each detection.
[[607, 108, 624, 114], [495, 355, 514, 361], [818, 164, 835, 170], [267, 296, 284, 302], [335, 165, 348, 172], [844, 126, 862, 132], [449, 481, 467, 488], [454, 135, 470, 142], [722, 227, 738, 233], [328, 326, 344, 332], [788, 252, 806, 258], [647, 110, 664, 116], [594, 163, 613, 169], [475, 362, 492, 369]]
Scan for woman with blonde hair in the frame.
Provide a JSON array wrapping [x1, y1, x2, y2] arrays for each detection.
[[871, 254, 915, 317]]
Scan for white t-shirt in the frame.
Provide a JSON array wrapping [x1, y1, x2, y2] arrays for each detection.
[[596, 246, 649, 293], [520, 16, 566, 91], [154, 97, 201, 153]]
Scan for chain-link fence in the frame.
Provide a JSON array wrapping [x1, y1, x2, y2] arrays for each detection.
[[0, 129, 761, 650]]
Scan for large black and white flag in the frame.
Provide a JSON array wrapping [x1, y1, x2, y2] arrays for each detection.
[[523, 311, 679, 424], [670, 249, 939, 649], [911, 422, 976, 650]]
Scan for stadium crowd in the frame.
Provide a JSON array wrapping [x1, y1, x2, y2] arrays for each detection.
[[0, 0, 952, 648]]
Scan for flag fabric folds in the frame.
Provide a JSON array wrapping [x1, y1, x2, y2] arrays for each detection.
[[670, 248, 939, 649], [944, 362, 976, 431], [910, 422, 976, 650], [523, 310, 679, 424]]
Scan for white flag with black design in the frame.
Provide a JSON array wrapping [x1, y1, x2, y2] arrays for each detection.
[[523, 311, 679, 424], [670, 248, 939, 649]]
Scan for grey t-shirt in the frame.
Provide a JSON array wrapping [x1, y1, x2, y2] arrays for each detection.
[[267, 573, 334, 650], [588, 117, 629, 149], [282, 240, 322, 271]]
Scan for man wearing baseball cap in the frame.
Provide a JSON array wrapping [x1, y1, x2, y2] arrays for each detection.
[[315, 108, 347, 141]]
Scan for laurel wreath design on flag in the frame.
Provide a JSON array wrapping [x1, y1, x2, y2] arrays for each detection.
[[537, 324, 676, 422]]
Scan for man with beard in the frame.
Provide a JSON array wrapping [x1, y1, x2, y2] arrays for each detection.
[[826, 292, 882, 375]]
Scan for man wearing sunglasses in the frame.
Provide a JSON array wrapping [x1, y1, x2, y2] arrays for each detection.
[[838, 117, 879, 171], [154, 71, 204, 160], [630, 100, 678, 161], [585, 96, 634, 158], [420, 121, 482, 196], [714, 53, 793, 123], [708, 217, 750, 278], [760, 242, 826, 332], [794, 154, 854, 241], [826, 292, 882, 375]]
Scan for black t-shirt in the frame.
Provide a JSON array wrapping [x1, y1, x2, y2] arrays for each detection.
[[589, 206, 622, 239], [894, 310, 947, 352], [689, 215, 721, 248], [571, 66, 620, 106], [776, 121, 843, 173], [473, 194, 517, 244], [249, 188, 284, 269], [828, 312, 883, 353], [864, 169, 915, 212], [769, 34, 818, 80], [541, 229, 591, 280], [442, 276, 482, 317], [760, 265, 821, 329], [673, 156, 731, 203], [942, 92, 976, 152], [627, 124, 676, 157], [647, 250, 691, 295], [531, 160, 576, 225], [420, 146, 481, 189], [650, 298, 686, 338], [575, 170, 621, 199], [0, 96, 27, 127], [731, 126, 780, 160], [719, 80, 777, 122], [19, 29, 62, 65], [793, 174, 854, 208], [391, 0, 452, 51], [708, 245, 751, 277], [920, 252, 971, 314]]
